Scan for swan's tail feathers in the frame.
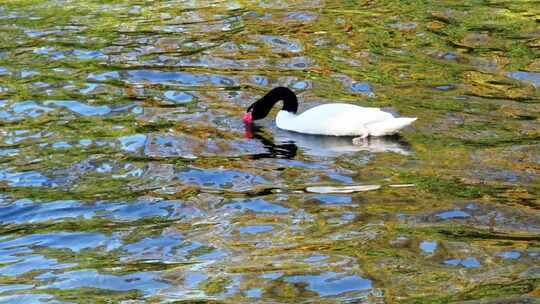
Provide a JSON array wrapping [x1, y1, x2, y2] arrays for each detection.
[[366, 117, 417, 136]]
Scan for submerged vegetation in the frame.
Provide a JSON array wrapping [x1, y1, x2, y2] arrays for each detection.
[[0, 0, 538, 302]]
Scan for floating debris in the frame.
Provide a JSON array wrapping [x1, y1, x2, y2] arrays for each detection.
[[388, 184, 416, 188], [305, 185, 381, 193]]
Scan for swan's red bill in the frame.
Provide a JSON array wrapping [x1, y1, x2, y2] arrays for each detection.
[[242, 112, 253, 124]]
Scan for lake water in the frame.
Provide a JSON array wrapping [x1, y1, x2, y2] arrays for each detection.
[[0, 0, 539, 303]]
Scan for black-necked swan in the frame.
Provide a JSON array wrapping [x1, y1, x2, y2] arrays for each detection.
[[243, 87, 416, 142]]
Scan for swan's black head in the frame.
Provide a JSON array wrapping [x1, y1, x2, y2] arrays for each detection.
[[243, 87, 298, 124]]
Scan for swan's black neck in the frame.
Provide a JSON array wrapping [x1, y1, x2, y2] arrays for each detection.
[[246, 87, 298, 120]]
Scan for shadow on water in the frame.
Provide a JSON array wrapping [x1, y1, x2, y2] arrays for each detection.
[[245, 123, 412, 158], [244, 124, 297, 159]]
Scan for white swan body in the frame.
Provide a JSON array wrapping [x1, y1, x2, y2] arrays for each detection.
[[275, 103, 416, 138]]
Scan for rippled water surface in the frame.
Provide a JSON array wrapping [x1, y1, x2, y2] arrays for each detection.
[[0, 0, 539, 303]]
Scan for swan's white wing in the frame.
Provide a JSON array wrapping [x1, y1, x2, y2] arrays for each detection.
[[366, 117, 417, 136], [277, 103, 394, 136]]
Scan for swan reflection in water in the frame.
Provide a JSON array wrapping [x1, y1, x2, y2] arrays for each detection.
[[245, 124, 412, 158]]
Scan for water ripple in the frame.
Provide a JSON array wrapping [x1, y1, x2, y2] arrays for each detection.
[[0, 0, 537, 302]]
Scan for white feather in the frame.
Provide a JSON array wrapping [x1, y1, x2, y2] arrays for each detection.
[[275, 103, 415, 137]]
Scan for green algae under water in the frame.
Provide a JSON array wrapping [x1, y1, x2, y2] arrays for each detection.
[[0, 0, 539, 303]]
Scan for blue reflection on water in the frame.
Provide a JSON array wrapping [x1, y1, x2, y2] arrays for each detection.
[[444, 257, 480, 268], [88, 71, 120, 81], [0, 247, 32, 263], [39, 270, 169, 295], [435, 209, 470, 219], [45, 100, 110, 116], [259, 35, 302, 53], [313, 195, 352, 204], [0, 284, 34, 293], [0, 101, 53, 121], [496, 251, 521, 259], [238, 225, 274, 234], [0, 294, 53, 304], [128, 70, 207, 85], [304, 255, 328, 262], [163, 91, 194, 103], [184, 271, 208, 289], [118, 134, 147, 152], [0, 232, 121, 252], [224, 199, 290, 214], [284, 271, 372, 296], [72, 49, 106, 60], [245, 288, 263, 298], [0, 255, 73, 276], [350, 82, 373, 94], [123, 234, 196, 258], [178, 168, 269, 189], [507, 71, 540, 87], [419, 241, 438, 254], [259, 272, 283, 280], [0, 169, 51, 187], [0, 199, 187, 224]]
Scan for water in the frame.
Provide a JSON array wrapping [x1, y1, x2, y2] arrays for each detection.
[[0, 0, 539, 303]]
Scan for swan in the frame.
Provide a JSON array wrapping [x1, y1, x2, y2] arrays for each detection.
[[243, 87, 416, 142]]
